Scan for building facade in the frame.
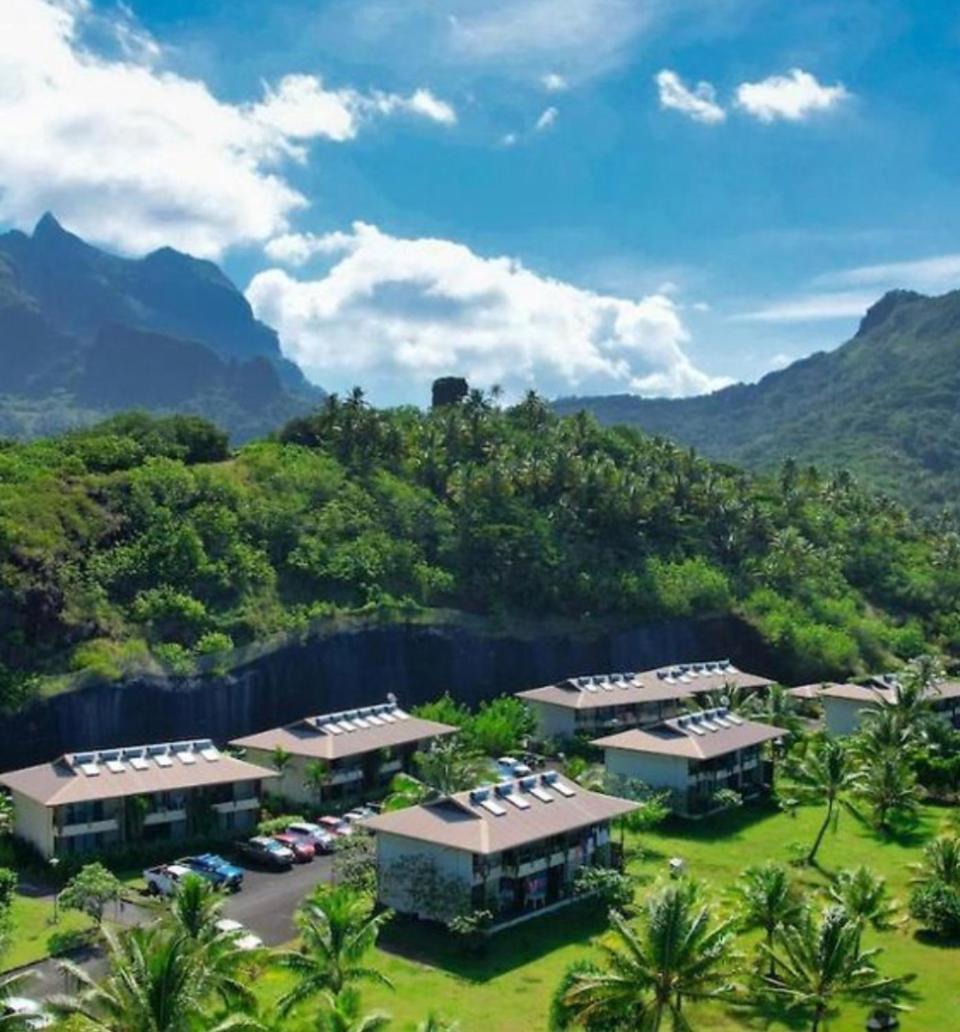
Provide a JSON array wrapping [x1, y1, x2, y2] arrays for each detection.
[[0, 739, 276, 859], [516, 661, 774, 741], [593, 708, 784, 817], [230, 700, 457, 807], [365, 771, 637, 923], [819, 677, 960, 737]]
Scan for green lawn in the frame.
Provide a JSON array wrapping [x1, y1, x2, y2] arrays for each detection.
[[3, 893, 92, 970], [261, 801, 960, 1030]]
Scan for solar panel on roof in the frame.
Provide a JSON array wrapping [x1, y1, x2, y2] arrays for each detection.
[[479, 798, 507, 816], [130, 756, 149, 771], [200, 746, 220, 762], [337, 721, 356, 733], [530, 785, 554, 803], [106, 760, 125, 774], [379, 711, 396, 723], [155, 754, 173, 767], [80, 762, 100, 777], [504, 793, 531, 810], [394, 709, 411, 720], [365, 714, 383, 726]]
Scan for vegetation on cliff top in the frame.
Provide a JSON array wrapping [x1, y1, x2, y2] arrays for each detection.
[[1, 391, 958, 707]]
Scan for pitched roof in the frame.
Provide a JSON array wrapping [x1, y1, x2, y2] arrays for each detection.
[[592, 709, 785, 760], [229, 702, 457, 761], [0, 739, 276, 808], [820, 680, 960, 706], [516, 661, 773, 711], [364, 772, 636, 855]]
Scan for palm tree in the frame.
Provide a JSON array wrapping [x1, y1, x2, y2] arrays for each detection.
[[732, 862, 804, 976], [909, 835, 960, 888], [304, 759, 330, 808], [791, 738, 863, 865], [383, 739, 486, 811], [271, 745, 293, 784], [275, 886, 393, 1017], [760, 905, 912, 1032], [744, 684, 804, 738], [166, 871, 224, 941], [553, 883, 737, 1029], [855, 751, 919, 833], [48, 924, 259, 1031], [317, 988, 391, 1032], [1, 969, 36, 1030], [827, 867, 899, 933]]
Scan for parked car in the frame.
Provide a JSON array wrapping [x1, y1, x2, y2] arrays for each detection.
[[497, 756, 533, 779], [319, 815, 352, 837], [234, 837, 294, 870], [2, 997, 53, 1029], [273, 832, 314, 862], [215, 918, 264, 951], [181, 853, 245, 890], [342, 808, 374, 828], [284, 821, 336, 854], [143, 862, 193, 897]]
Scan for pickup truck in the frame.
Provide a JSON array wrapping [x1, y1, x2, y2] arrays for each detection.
[[180, 853, 244, 891], [143, 862, 193, 896]]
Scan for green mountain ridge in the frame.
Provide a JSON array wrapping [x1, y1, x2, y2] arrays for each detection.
[[554, 288, 960, 512], [0, 214, 321, 440]]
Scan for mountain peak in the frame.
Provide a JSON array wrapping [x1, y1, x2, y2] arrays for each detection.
[[856, 289, 925, 337], [33, 211, 66, 238]]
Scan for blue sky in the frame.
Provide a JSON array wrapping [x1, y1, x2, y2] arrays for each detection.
[[3, 0, 960, 404]]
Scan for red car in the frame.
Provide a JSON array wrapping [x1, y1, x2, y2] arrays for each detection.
[[273, 832, 314, 862]]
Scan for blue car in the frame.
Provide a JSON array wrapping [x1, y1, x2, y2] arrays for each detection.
[[180, 853, 244, 891]]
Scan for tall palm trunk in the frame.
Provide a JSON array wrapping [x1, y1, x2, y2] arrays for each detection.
[[807, 795, 835, 864]]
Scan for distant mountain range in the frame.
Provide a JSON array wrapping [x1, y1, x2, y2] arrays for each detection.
[[555, 288, 960, 512], [0, 214, 321, 440]]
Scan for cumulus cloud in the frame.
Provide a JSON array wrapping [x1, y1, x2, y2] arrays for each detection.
[[248, 223, 726, 404], [735, 68, 849, 122], [0, 0, 454, 257], [655, 69, 726, 124]]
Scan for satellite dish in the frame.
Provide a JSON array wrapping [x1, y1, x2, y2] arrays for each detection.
[[386, 692, 398, 706]]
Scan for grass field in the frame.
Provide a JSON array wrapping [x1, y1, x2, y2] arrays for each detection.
[[3, 893, 91, 970], [261, 800, 960, 1031]]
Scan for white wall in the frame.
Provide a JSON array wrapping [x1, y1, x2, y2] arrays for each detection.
[[822, 697, 877, 737], [13, 793, 55, 858], [529, 701, 576, 739], [603, 748, 690, 795], [375, 832, 474, 919]]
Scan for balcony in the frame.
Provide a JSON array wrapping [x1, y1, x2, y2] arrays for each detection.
[[143, 809, 187, 826], [379, 759, 403, 775], [329, 767, 364, 786], [57, 818, 119, 838], [212, 797, 260, 815]]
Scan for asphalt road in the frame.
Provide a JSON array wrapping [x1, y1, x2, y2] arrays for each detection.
[[19, 853, 334, 1001]]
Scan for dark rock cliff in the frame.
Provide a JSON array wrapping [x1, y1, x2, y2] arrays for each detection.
[[0, 615, 775, 772]]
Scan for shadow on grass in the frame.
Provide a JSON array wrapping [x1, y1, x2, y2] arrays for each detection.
[[912, 928, 960, 950], [378, 901, 609, 983], [653, 799, 784, 846], [721, 996, 811, 1032]]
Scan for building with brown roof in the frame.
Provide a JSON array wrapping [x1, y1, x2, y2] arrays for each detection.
[[516, 660, 774, 740], [364, 771, 637, 922], [230, 700, 457, 807], [819, 676, 960, 737], [0, 739, 277, 859], [592, 708, 785, 817]]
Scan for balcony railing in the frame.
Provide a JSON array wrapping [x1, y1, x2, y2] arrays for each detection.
[[212, 797, 260, 814], [57, 818, 120, 837]]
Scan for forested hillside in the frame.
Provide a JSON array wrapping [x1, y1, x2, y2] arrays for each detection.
[[1, 394, 958, 709], [555, 288, 960, 513]]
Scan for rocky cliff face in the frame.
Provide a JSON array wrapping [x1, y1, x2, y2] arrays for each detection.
[[0, 615, 774, 771]]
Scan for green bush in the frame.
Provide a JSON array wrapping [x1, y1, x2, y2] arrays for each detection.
[[909, 880, 960, 938]]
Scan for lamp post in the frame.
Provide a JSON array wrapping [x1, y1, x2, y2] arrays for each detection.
[[49, 856, 60, 924]]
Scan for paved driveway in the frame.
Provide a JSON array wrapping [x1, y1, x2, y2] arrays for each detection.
[[20, 853, 334, 1001]]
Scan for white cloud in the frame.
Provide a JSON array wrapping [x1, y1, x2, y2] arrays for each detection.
[[0, 0, 454, 257], [534, 106, 558, 132], [733, 291, 876, 323], [541, 72, 568, 92], [735, 68, 849, 122], [655, 69, 726, 124], [815, 253, 960, 292], [500, 132, 519, 147], [248, 222, 727, 404]]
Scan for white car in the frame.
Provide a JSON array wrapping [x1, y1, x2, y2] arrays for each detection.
[[143, 862, 193, 897], [497, 757, 533, 779], [285, 821, 336, 853], [2, 997, 53, 1029], [215, 918, 264, 951]]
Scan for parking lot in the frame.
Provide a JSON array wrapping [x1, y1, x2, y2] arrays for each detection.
[[22, 850, 335, 1000], [219, 852, 334, 945]]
